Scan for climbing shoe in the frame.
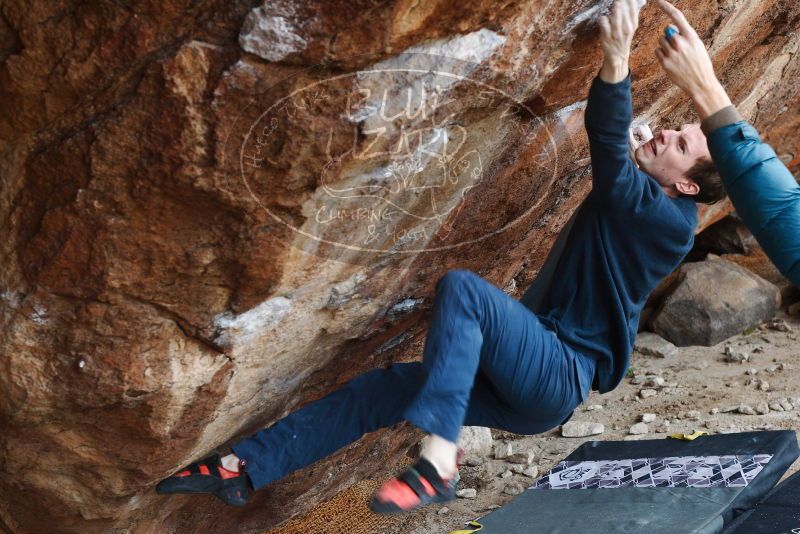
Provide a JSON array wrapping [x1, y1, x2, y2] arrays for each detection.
[[370, 457, 458, 514], [156, 453, 251, 507]]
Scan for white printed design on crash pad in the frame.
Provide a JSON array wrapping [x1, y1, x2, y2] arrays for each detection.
[[532, 455, 773, 490]]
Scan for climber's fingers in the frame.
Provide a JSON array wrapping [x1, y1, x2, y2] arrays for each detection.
[[617, 1, 631, 33], [654, 46, 668, 65], [599, 15, 612, 39], [611, 0, 623, 33], [656, 0, 697, 38], [658, 36, 671, 54], [658, 25, 689, 58]]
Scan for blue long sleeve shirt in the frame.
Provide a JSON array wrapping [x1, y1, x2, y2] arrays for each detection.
[[525, 72, 697, 393], [702, 114, 800, 287]]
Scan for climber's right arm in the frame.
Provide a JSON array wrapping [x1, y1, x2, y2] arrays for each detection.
[[585, 0, 647, 205]]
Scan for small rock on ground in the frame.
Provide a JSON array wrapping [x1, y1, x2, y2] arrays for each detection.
[[458, 427, 493, 457], [764, 319, 791, 332], [737, 404, 756, 415], [506, 450, 535, 464], [641, 413, 656, 423], [493, 442, 513, 459], [456, 488, 477, 499], [561, 421, 604, 437], [503, 482, 526, 496], [629, 422, 648, 435], [634, 332, 678, 358], [725, 346, 750, 363]]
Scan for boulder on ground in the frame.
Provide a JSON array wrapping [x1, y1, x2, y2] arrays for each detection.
[[651, 258, 780, 346]]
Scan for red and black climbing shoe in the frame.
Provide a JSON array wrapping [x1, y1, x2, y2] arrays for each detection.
[[370, 458, 459, 514], [156, 454, 251, 507]]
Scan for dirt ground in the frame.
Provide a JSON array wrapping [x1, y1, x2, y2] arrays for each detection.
[[387, 310, 800, 533]]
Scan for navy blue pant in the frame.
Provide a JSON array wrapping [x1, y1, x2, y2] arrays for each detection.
[[232, 270, 597, 490]]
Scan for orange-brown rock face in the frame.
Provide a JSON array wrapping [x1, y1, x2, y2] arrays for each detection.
[[0, 0, 798, 532]]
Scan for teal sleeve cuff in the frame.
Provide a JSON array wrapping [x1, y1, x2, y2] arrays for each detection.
[[700, 105, 742, 136]]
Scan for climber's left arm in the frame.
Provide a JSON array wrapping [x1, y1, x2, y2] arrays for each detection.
[[701, 111, 800, 286], [655, 0, 800, 286]]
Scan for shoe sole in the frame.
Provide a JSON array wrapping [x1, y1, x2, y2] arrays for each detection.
[[369, 492, 454, 515], [156, 476, 221, 495], [156, 476, 249, 507]]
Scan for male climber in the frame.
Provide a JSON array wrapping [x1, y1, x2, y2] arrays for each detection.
[[156, 0, 726, 512], [654, 0, 800, 287]]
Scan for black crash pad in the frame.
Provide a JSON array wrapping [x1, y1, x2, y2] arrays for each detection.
[[475, 431, 799, 534], [721, 468, 800, 533]]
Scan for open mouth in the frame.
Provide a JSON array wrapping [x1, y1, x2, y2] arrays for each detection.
[[648, 139, 658, 156]]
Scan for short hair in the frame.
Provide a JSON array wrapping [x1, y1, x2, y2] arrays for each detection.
[[685, 157, 726, 204]]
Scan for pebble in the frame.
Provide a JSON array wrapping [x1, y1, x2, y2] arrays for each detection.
[[585, 404, 603, 411], [479, 462, 504, 481], [522, 466, 539, 478], [634, 332, 678, 358], [458, 426, 494, 457], [686, 410, 701, 420], [456, 488, 477, 499], [745, 368, 758, 375], [769, 402, 784, 412], [780, 399, 794, 411], [561, 421, 604, 437], [639, 389, 657, 399], [493, 442, 513, 460], [724, 346, 750, 363], [645, 376, 666, 388], [755, 402, 770, 415], [764, 319, 791, 332], [629, 422, 648, 435], [710, 408, 719, 415], [720, 405, 739, 413], [463, 456, 484, 467], [720, 426, 742, 434], [758, 381, 770, 392], [624, 434, 648, 441], [737, 404, 757, 415], [503, 482, 526, 496], [438, 507, 450, 515], [641, 413, 657, 423], [506, 450, 535, 465]]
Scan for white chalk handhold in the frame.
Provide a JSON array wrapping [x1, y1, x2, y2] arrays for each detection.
[[628, 123, 653, 166]]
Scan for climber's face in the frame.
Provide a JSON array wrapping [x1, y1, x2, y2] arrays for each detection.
[[635, 122, 710, 197]]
